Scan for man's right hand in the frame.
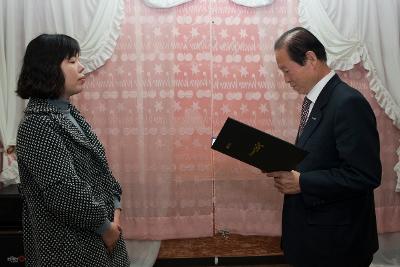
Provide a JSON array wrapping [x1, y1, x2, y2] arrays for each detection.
[[102, 222, 121, 253]]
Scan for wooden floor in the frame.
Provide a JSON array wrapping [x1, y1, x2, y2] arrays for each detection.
[[155, 258, 290, 267], [155, 233, 289, 266]]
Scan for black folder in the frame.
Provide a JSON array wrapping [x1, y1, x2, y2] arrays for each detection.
[[211, 117, 308, 172]]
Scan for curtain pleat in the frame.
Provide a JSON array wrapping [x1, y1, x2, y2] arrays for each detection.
[[0, 0, 124, 184]]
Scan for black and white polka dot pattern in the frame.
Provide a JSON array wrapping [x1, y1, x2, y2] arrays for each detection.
[[16, 98, 130, 267]]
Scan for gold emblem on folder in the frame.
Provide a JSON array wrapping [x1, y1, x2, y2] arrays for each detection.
[[249, 142, 264, 157]]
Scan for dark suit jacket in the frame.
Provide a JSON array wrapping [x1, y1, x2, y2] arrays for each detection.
[[282, 74, 382, 266]]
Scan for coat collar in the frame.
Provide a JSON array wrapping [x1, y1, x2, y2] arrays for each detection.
[[25, 97, 64, 114], [296, 74, 341, 147], [25, 98, 109, 168]]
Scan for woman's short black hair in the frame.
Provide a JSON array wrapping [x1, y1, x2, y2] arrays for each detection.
[[274, 27, 327, 66], [16, 34, 80, 99]]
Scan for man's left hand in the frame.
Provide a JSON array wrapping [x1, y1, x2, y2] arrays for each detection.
[[266, 170, 301, 194]]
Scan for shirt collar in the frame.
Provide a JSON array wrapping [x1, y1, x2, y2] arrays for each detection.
[[306, 70, 335, 103], [48, 98, 70, 113]]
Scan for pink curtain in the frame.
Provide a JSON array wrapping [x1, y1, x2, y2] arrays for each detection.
[[72, 0, 400, 240]]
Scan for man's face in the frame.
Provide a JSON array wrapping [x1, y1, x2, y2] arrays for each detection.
[[275, 48, 314, 95]]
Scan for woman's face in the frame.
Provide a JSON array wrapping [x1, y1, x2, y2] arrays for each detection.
[[60, 55, 86, 99]]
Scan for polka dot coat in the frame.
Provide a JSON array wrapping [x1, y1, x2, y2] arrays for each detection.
[[16, 98, 130, 267]]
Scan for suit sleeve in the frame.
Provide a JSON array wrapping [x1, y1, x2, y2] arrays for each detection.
[[17, 115, 108, 232], [300, 93, 381, 204]]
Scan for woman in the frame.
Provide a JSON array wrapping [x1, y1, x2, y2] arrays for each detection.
[[16, 34, 130, 267]]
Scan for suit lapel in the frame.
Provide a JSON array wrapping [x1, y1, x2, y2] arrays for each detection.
[[296, 74, 341, 147], [297, 111, 322, 147]]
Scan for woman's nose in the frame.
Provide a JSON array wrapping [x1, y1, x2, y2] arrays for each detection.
[[284, 75, 290, 83], [78, 61, 85, 73]]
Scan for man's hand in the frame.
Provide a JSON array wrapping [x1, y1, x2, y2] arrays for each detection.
[[102, 222, 121, 254], [266, 170, 301, 194]]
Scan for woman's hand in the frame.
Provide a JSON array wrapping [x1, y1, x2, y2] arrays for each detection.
[[102, 222, 121, 253], [113, 208, 122, 230]]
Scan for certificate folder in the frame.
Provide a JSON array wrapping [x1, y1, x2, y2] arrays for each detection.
[[211, 117, 308, 172]]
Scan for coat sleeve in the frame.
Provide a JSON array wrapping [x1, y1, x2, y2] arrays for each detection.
[[17, 115, 108, 232], [300, 93, 381, 204]]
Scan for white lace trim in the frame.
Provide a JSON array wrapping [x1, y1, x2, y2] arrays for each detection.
[[83, 0, 125, 73]]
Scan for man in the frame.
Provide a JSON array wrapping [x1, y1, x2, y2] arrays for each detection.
[[267, 27, 382, 267]]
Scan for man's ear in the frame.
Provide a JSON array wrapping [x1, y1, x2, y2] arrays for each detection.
[[305, 50, 318, 65]]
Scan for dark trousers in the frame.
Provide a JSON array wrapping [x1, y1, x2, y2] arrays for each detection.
[[355, 254, 374, 267], [292, 254, 373, 267]]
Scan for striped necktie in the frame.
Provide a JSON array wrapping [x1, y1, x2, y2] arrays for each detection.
[[298, 96, 312, 137]]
